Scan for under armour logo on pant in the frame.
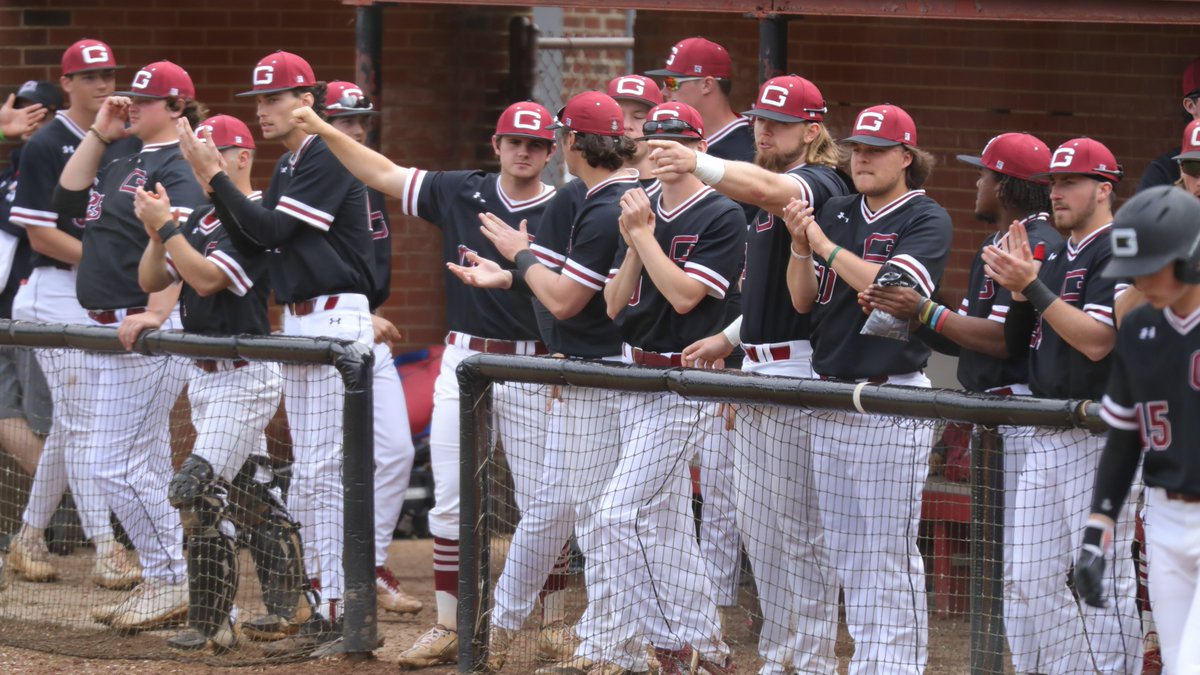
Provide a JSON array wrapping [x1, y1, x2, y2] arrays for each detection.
[[329, 318, 341, 324]]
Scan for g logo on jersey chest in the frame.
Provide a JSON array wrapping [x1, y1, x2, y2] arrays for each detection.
[[978, 277, 995, 301], [862, 233, 897, 263], [118, 169, 148, 195], [1059, 269, 1086, 303], [370, 210, 389, 240], [670, 234, 698, 263]]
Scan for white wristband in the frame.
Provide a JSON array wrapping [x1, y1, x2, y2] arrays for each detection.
[[693, 152, 727, 186], [721, 315, 743, 347]]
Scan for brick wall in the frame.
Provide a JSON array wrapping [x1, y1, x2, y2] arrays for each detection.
[[559, 8, 630, 94], [634, 13, 1197, 302]]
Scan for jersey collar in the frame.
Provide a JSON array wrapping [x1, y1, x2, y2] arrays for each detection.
[[1164, 305, 1200, 335], [860, 189, 925, 224], [706, 116, 750, 145], [56, 110, 86, 141], [586, 168, 640, 199], [656, 185, 714, 222], [497, 180, 556, 213], [1066, 222, 1111, 261], [992, 211, 1052, 246], [141, 139, 180, 153], [288, 134, 318, 167]]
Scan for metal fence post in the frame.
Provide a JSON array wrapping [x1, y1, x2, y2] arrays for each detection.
[[970, 426, 1006, 674], [335, 341, 376, 656], [457, 360, 494, 673]]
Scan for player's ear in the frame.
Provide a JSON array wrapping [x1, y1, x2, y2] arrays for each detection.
[[696, 140, 709, 155], [492, 135, 502, 157]]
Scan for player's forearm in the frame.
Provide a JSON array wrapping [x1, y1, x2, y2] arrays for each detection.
[[58, 133, 107, 191], [210, 172, 299, 247], [941, 313, 1009, 360], [145, 283, 180, 319], [707, 160, 801, 216], [1088, 428, 1142, 522], [604, 252, 642, 319], [526, 265, 591, 320], [26, 227, 82, 265], [786, 255, 817, 313], [311, 124, 412, 197], [138, 240, 174, 293], [163, 236, 230, 297], [812, 237, 879, 292], [634, 236, 707, 314], [1040, 301, 1116, 362], [1113, 288, 1145, 329]]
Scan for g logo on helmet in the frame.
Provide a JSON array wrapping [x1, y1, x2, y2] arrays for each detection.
[[615, 77, 645, 97], [253, 66, 275, 86], [81, 45, 109, 65], [759, 84, 790, 108], [855, 111, 885, 132], [131, 70, 153, 90], [652, 109, 680, 120], [512, 110, 542, 131], [1050, 147, 1076, 169]]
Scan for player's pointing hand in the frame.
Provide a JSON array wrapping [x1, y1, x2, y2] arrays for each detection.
[[478, 212, 530, 262], [646, 139, 697, 177]]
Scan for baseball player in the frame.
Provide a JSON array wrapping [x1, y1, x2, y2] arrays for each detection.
[[982, 138, 1140, 673], [597, 101, 740, 674], [860, 132, 1060, 672], [652, 74, 850, 674], [322, 80, 421, 617], [134, 114, 308, 653], [445, 90, 637, 675], [174, 50, 376, 654], [1136, 56, 1200, 192], [1178, 118, 1200, 201], [792, 104, 951, 673], [609, 74, 663, 190], [1074, 185, 1200, 675], [7, 41, 143, 590], [54, 59, 208, 630], [290, 98, 562, 668]]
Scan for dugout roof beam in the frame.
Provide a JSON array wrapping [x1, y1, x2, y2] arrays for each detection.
[[346, 0, 1200, 25]]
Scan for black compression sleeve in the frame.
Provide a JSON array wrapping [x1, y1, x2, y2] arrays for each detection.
[[208, 172, 301, 248], [51, 184, 90, 219], [1003, 300, 1035, 360], [508, 269, 532, 296], [1089, 428, 1142, 521], [914, 324, 961, 357]]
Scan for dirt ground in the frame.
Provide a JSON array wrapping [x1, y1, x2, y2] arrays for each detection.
[[0, 537, 984, 674]]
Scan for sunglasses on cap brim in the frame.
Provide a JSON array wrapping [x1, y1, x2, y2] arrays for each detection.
[[641, 118, 702, 138], [663, 76, 710, 91]]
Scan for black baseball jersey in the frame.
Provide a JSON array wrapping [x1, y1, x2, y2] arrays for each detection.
[[1024, 224, 1124, 399], [1135, 147, 1179, 193], [401, 169, 555, 342], [256, 135, 374, 304], [741, 163, 851, 345], [166, 195, 270, 336], [706, 118, 758, 224], [70, 140, 207, 311], [0, 148, 31, 318], [640, 177, 661, 200], [955, 213, 1062, 392], [609, 187, 743, 352], [811, 191, 952, 379], [367, 187, 392, 311], [1099, 303, 1200, 498], [529, 179, 585, 346], [11, 111, 139, 269], [539, 171, 638, 357]]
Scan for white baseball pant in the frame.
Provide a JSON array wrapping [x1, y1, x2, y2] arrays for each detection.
[[281, 293, 373, 607], [810, 370, 932, 675], [698, 405, 740, 608], [994, 420, 1039, 674], [1009, 428, 1140, 674], [82, 309, 188, 584], [1144, 487, 1200, 674], [187, 361, 282, 482], [492, 384, 622, 635], [12, 268, 108, 540], [371, 341, 415, 567], [736, 345, 838, 675], [593, 390, 727, 667]]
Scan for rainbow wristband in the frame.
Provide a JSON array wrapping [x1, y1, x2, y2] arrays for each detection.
[[933, 306, 951, 333]]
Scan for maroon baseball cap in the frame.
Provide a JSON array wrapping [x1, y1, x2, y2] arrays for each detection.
[[842, 104, 918, 148], [495, 101, 554, 141], [325, 81, 378, 118], [742, 75, 827, 123], [1174, 119, 1200, 160], [646, 37, 731, 79], [62, 39, 121, 76], [957, 132, 1052, 183], [643, 102, 704, 140], [114, 61, 194, 99], [1033, 137, 1123, 183], [547, 91, 623, 137], [195, 115, 256, 150], [237, 51, 316, 97], [1184, 56, 1200, 96], [607, 75, 662, 109]]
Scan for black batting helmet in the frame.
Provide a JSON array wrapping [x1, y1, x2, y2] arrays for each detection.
[[1104, 185, 1200, 283]]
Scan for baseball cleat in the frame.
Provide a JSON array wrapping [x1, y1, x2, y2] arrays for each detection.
[[109, 579, 189, 631], [532, 656, 595, 675], [376, 565, 423, 615], [261, 614, 341, 657], [697, 654, 736, 675], [395, 624, 458, 669], [8, 532, 57, 582], [536, 620, 581, 662], [91, 545, 142, 590], [653, 646, 700, 675], [92, 598, 127, 626], [486, 624, 515, 672], [167, 617, 238, 653]]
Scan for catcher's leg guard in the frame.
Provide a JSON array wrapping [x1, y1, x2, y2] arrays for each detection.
[[170, 455, 239, 643], [230, 456, 313, 635]]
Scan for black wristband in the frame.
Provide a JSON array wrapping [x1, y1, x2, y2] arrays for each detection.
[[157, 219, 181, 244], [514, 249, 539, 279], [1022, 278, 1057, 313]]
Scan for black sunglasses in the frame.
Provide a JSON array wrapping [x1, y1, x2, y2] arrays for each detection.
[[1179, 159, 1200, 178], [334, 91, 372, 111], [641, 118, 701, 138]]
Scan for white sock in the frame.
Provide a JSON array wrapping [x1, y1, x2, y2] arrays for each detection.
[[542, 590, 566, 626], [436, 591, 458, 631]]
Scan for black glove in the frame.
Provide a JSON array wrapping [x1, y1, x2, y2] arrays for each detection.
[[1073, 520, 1111, 608]]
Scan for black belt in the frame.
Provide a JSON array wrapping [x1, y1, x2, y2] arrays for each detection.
[[195, 359, 249, 373], [88, 307, 145, 325], [1165, 491, 1200, 504]]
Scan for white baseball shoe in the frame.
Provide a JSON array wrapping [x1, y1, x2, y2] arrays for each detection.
[[536, 620, 581, 662], [109, 578, 189, 631], [376, 565, 423, 614], [486, 624, 516, 672], [8, 529, 57, 582], [91, 544, 142, 590], [396, 624, 458, 669]]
